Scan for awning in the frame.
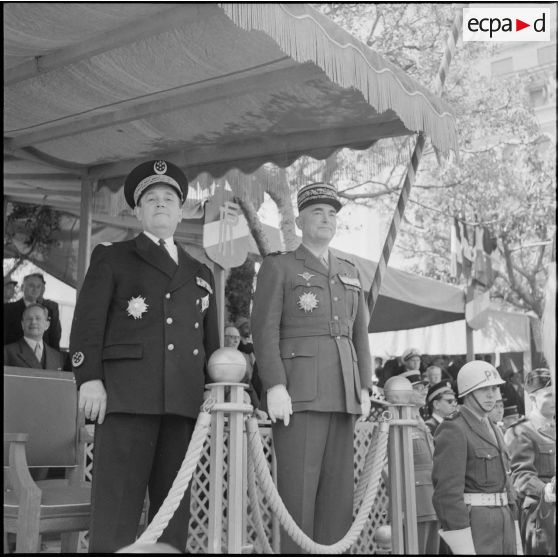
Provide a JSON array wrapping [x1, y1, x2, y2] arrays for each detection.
[[4, 3, 457, 215]]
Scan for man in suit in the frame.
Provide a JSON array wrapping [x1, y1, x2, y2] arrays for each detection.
[[4, 303, 67, 370], [4, 277, 17, 303], [432, 360, 522, 555], [70, 160, 220, 553], [4, 273, 62, 349], [251, 182, 372, 553], [505, 368, 555, 555], [425, 380, 457, 436]]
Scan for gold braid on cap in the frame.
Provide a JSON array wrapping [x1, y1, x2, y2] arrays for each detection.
[[134, 175, 182, 205]]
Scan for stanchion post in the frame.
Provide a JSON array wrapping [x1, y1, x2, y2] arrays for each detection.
[[400, 405, 418, 554], [207, 384, 225, 554], [227, 385, 246, 554], [388, 404, 404, 554]]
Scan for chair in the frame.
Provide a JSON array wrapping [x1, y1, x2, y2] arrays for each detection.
[[3, 366, 92, 553]]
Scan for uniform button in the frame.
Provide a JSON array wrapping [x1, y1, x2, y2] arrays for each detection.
[[194, 322, 199, 329], [334, 316, 339, 320], [306, 283, 311, 287], [168, 344, 174, 351], [193, 349, 199, 356], [336, 336, 341, 340], [166, 317, 173, 325], [165, 293, 171, 299], [330, 279, 335, 284], [333, 296, 339, 301], [291, 352, 295, 357]]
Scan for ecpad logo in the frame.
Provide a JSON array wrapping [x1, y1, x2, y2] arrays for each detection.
[[463, 8, 550, 42]]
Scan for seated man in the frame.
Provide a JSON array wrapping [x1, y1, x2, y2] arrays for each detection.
[[423, 365, 442, 387], [4, 272, 62, 349], [4, 303, 67, 370]]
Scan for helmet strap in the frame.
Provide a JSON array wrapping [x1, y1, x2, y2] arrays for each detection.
[[470, 390, 492, 414]]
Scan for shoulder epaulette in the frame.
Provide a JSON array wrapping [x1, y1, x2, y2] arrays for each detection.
[[267, 251, 288, 257], [336, 255, 356, 266], [508, 417, 528, 430], [100, 242, 113, 247]]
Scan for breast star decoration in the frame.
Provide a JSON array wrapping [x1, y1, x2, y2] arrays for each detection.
[[297, 291, 319, 312], [126, 295, 149, 319]]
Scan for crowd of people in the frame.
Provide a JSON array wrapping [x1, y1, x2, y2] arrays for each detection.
[[3, 161, 554, 555]]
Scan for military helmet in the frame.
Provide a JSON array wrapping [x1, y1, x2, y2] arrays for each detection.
[[524, 368, 552, 394], [457, 360, 505, 398]]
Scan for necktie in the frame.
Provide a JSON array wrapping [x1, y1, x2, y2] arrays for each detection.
[[158, 239, 176, 264], [34, 342, 43, 363]]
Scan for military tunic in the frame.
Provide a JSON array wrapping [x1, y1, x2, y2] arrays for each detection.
[[252, 244, 372, 553], [432, 405, 519, 555], [505, 416, 556, 555], [70, 233, 220, 551]]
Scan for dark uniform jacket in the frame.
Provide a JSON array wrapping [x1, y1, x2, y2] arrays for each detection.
[[505, 416, 555, 555], [4, 298, 62, 350], [432, 405, 515, 530], [70, 234, 220, 419], [425, 414, 443, 436], [4, 338, 67, 371], [252, 245, 372, 414]]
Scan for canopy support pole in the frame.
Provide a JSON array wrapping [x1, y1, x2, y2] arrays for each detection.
[[76, 176, 95, 294], [466, 323, 474, 362], [367, 8, 463, 319]]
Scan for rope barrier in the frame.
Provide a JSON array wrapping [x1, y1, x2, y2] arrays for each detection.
[[247, 448, 275, 554], [127, 400, 214, 549], [353, 421, 381, 513], [246, 414, 390, 554]]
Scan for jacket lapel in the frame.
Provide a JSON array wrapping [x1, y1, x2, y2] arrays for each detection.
[[168, 244, 201, 292], [44, 345, 61, 370], [461, 406, 499, 448], [295, 245, 328, 277], [17, 339, 42, 369], [134, 233, 177, 279]]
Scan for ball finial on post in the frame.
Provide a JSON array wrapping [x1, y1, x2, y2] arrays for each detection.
[[207, 347, 247, 383], [383, 376, 413, 404]]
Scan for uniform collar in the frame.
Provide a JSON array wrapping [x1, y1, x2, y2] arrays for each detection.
[[143, 230, 174, 248]]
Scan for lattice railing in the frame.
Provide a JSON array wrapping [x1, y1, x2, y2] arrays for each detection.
[[82, 420, 388, 553]]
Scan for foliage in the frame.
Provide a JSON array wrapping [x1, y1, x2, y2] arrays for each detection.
[[4, 203, 61, 277]]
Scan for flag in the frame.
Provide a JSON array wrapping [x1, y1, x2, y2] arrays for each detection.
[[473, 226, 494, 287], [450, 217, 462, 279], [465, 282, 490, 330], [459, 222, 474, 280]]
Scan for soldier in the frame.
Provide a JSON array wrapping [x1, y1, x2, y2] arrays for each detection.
[[251, 182, 372, 553], [425, 380, 457, 436], [505, 368, 555, 555], [432, 360, 522, 555], [70, 160, 220, 552]]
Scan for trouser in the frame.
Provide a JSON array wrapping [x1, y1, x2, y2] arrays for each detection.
[[88, 413, 195, 553], [417, 519, 440, 555], [272, 411, 356, 554], [470, 505, 517, 554]]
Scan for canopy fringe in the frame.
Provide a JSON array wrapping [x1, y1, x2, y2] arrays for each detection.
[[219, 3, 458, 154]]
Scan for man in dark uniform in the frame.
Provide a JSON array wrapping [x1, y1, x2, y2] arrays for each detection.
[[251, 182, 372, 553], [425, 380, 457, 436], [4, 273, 62, 349], [70, 160, 220, 552], [432, 360, 522, 555], [505, 368, 555, 555]]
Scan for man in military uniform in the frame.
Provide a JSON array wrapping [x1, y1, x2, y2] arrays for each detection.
[[251, 182, 372, 553], [425, 380, 457, 436], [432, 361, 522, 555], [505, 368, 555, 555], [70, 160, 220, 552]]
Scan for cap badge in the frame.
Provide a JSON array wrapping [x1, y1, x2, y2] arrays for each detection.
[[126, 295, 149, 320], [297, 291, 319, 313], [72, 351, 85, 368], [154, 160, 167, 175], [298, 272, 315, 281], [200, 294, 209, 313]]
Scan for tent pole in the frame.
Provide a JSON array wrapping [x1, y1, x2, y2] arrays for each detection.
[[466, 323, 474, 362], [76, 176, 95, 294], [214, 265, 226, 345]]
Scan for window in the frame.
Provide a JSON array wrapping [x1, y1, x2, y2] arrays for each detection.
[[528, 86, 547, 107], [491, 57, 513, 76], [537, 45, 556, 66]]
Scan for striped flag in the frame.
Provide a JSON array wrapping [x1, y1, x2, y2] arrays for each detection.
[[450, 217, 462, 279], [459, 222, 474, 280]]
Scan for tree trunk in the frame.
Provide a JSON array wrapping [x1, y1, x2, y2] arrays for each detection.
[[266, 169, 299, 252], [235, 197, 271, 257]]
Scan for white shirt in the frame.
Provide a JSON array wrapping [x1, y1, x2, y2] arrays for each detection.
[[143, 231, 178, 264], [24, 337, 43, 359]]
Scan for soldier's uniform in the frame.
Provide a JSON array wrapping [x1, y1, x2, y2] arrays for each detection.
[[432, 405, 518, 554], [505, 369, 555, 555], [252, 191, 372, 553], [70, 161, 220, 552]]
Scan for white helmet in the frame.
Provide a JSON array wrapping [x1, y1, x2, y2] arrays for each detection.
[[457, 360, 505, 398]]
